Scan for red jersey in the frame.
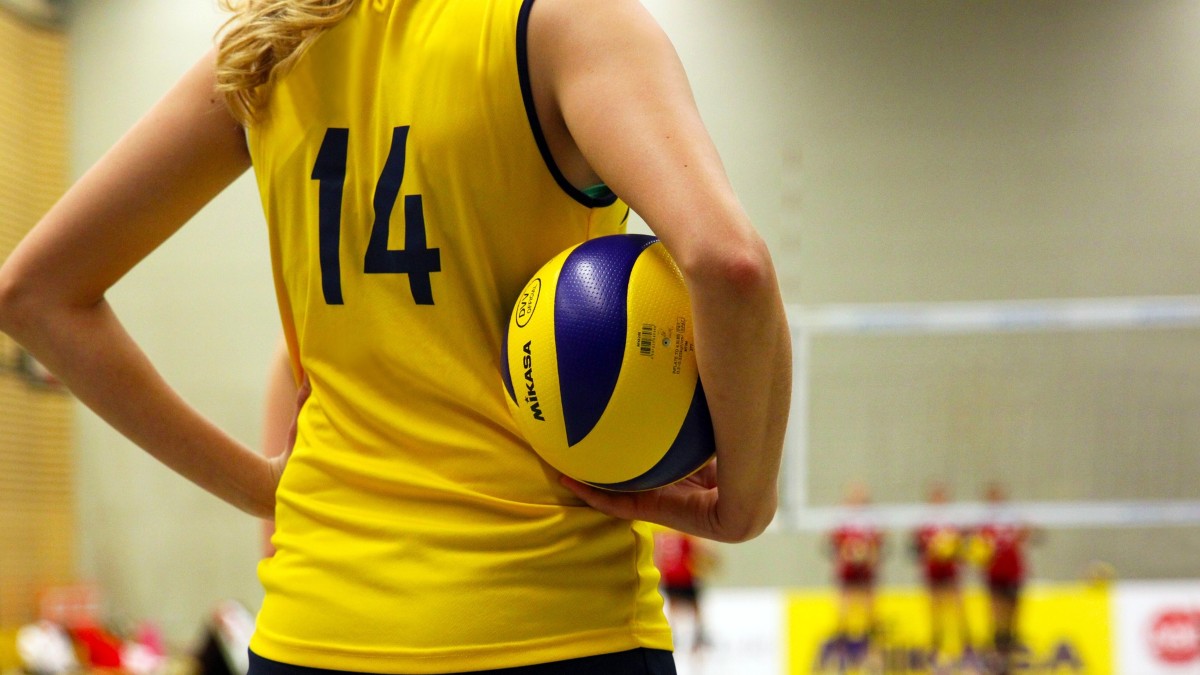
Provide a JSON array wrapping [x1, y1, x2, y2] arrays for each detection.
[[830, 522, 883, 585], [653, 531, 697, 589], [914, 522, 963, 585], [976, 521, 1028, 585]]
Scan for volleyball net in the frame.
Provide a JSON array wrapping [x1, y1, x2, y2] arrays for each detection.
[[781, 295, 1200, 531]]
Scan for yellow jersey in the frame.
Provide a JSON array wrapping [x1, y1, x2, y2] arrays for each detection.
[[244, 0, 671, 672]]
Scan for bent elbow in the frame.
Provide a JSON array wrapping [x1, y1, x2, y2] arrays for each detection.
[[0, 263, 56, 339], [0, 267, 31, 335], [679, 235, 776, 300], [721, 516, 773, 544], [718, 495, 778, 544], [745, 504, 778, 542], [722, 244, 775, 296]]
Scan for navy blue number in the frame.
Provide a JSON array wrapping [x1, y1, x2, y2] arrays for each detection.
[[312, 127, 349, 305], [311, 126, 441, 306], [364, 126, 441, 305]]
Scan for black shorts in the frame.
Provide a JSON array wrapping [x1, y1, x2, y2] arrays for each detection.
[[838, 578, 875, 592], [248, 648, 676, 675], [663, 584, 699, 603], [988, 579, 1023, 601], [925, 576, 960, 591]]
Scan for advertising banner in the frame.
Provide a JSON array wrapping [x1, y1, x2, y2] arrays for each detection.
[[673, 589, 785, 675], [1114, 581, 1200, 675], [664, 582, 1200, 674], [786, 585, 1112, 674]]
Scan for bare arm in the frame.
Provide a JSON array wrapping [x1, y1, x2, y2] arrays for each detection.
[[0, 51, 277, 517], [262, 339, 300, 464], [260, 338, 300, 553], [529, 0, 792, 542]]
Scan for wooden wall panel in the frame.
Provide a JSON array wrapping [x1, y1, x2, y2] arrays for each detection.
[[0, 8, 73, 629]]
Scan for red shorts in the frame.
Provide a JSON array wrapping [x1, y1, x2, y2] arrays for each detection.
[[838, 566, 876, 588]]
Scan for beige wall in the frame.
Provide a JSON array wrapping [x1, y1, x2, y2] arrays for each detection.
[[61, 0, 1200, 644], [780, 1, 1200, 303]]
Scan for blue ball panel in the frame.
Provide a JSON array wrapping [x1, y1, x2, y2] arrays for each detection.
[[500, 320, 517, 404], [555, 234, 658, 447], [588, 380, 716, 492]]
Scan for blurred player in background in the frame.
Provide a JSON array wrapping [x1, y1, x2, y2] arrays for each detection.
[[912, 481, 970, 659], [972, 481, 1038, 675], [828, 482, 885, 650], [653, 528, 716, 654]]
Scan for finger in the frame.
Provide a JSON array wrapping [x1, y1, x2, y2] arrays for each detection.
[[559, 475, 642, 520], [687, 459, 718, 489]]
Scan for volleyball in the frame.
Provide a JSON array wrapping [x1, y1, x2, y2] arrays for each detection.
[[501, 234, 716, 491]]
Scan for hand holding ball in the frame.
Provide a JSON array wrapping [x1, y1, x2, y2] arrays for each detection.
[[501, 235, 715, 491]]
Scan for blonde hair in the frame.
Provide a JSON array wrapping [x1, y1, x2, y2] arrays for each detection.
[[215, 0, 357, 124]]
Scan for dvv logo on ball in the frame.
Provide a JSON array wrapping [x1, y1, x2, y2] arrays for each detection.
[[515, 278, 541, 328]]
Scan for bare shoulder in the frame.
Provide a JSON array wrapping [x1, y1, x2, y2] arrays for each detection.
[[527, 0, 673, 67]]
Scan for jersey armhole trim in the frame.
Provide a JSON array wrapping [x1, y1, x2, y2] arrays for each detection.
[[516, 0, 618, 209]]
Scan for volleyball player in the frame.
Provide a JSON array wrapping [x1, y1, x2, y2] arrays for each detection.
[[973, 482, 1035, 675], [912, 481, 970, 659], [828, 482, 885, 652], [653, 528, 715, 653], [0, 0, 792, 673]]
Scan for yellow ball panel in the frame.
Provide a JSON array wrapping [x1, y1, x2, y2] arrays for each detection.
[[505, 246, 570, 452]]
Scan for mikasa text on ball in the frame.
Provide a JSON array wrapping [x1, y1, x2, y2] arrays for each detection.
[[500, 234, 715, 491]]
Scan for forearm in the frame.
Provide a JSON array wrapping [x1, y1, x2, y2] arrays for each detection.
[[683, 240, 792, 540], [0, 296, 275, 517], [0, 50, 266, 513]]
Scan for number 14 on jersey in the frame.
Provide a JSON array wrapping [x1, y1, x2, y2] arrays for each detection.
[[311, 126, 442, 306]]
